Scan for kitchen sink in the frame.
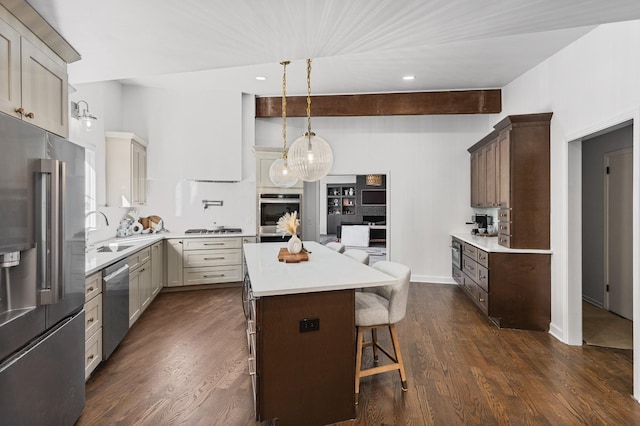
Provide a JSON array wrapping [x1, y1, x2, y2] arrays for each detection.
[[96, 245, 132, 253]]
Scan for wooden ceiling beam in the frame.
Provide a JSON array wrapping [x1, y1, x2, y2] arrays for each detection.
[[255, 89, 501, 117]]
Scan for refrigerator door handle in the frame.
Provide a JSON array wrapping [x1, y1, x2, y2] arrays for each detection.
[[35, 159, 65, 305]]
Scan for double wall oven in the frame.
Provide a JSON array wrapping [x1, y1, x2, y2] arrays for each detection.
[[258, 193, 302, 242]]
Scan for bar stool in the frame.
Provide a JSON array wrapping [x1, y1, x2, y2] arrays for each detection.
[[343, 249, 369, 265], [355, 261, 410, 399], [325, 241, 345, 253]]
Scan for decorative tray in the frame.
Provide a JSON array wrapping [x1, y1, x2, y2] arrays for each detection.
[[278, 248, 309, 263]]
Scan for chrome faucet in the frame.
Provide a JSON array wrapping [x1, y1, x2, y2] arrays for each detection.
[[85, 211, 109, 251], [85, 210, 109, 227]]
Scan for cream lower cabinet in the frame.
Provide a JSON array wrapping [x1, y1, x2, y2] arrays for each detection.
[[84, 272, 103, 380], [151, 241, 164, 297], [128, 246, 151, 327], [166, 239, 184, 287], [183, 238, 243, 286]]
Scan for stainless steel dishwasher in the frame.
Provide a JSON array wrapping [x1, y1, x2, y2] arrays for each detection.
[[102, 258, 130, 359]]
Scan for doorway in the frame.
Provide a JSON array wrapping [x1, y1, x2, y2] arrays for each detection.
[[581, 124, 633, 349], [605, 147, 633, 320], [319, 173, 389, 264]]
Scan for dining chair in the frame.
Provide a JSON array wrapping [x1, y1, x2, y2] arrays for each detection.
[[325, 241, 345, 253], [343, 248, 369, 265], [355, 261, 410, 399]]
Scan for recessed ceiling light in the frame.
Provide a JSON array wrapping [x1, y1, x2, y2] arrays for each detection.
[[256, 76, 267, 81], [403, 75, 415, 81]]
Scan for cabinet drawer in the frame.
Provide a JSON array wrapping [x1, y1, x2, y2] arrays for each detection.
[[184, 265, 242, 285], [183, 237, 241, 251], [84, 294, 102, 340], [183, 249, 242, 267], [498, 208, 511, 222], [452, 266, 463, 286], [477, 249, 489, 268], [498, 234, 511, 248], [463, 274, 478, 299], [477, 265, 489, 293], [85, 328, 102, 380], [85, 272, 102, 303], [462, 255, 478, 281], [498, 221, 511, 235], [462, 243, 477, 260], [477, 286, 489, 315], [129, 247, 151, 271]]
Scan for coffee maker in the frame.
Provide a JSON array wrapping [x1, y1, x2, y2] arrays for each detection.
[[472, 214, 493, 234]]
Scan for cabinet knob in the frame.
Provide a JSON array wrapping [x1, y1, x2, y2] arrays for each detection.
[[479, 298, 485, 303], [87, 354, 94, 360], [15, 107, 24, 116], [25, 112, 35, 119], [87, 317, 94, 323], [86, 286, 94, 292]]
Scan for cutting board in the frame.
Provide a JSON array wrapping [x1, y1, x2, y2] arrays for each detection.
[[278, 248, 309, 263]]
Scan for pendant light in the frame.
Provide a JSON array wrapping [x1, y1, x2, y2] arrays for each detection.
[[269, 61, 299, 188], [287, 58, 333, 182]]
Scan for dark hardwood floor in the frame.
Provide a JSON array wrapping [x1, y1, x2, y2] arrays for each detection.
[[77, 284, 640, 425]]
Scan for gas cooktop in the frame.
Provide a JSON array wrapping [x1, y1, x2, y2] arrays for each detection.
[[185, 228, 243, 234]]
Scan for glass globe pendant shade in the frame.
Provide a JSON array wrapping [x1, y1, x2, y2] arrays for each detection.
[[288, 132, 333, 182], [269, 157, 299, 188]]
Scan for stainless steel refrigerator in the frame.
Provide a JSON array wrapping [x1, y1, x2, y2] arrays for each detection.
[[0, 112, 86, 424]]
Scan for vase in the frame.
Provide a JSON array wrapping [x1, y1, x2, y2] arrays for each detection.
[[287, 234, 302, 254]]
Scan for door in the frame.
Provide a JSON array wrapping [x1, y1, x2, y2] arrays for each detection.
[[45, 134, 85, 328], [605, 147, 633, 320]]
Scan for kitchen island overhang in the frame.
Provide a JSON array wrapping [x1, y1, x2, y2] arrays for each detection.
[[242, 241, 397, 425]]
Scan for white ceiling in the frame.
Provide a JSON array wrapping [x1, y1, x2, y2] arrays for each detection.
[[26, 0, 640, 96]]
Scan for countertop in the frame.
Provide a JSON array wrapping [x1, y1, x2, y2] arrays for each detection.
[[243, 241, 397, 297], [85, 232, 256, 276], [450, 232, 553, 254]]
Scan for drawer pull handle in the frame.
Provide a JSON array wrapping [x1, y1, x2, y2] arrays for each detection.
[[87, 354, 94, 361], [204, 257, 225, 260], [87, 317, 94, 323], [86, 286, 94, 292], [479, 298, 485, 303], [204, 243, 224, 246], [479, 275, 486, 280], [204, 274, 225, 278]]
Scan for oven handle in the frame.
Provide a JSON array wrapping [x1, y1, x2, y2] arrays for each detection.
[[259, 199, 301, 204]]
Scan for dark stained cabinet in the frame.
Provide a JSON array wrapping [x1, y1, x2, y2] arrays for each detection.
[[469, 113, 552, 249], [455, 237, 551, 331]]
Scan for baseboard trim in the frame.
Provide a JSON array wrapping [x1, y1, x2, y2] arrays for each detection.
[[549, 322, 565, 343], [411, 275, 456, 285]]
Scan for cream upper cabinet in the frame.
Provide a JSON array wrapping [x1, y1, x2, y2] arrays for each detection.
[[0, 16, 68, 137], [0, 18, 21, 118], [106, 132, 148, 208], [254, 146, 303, 190]]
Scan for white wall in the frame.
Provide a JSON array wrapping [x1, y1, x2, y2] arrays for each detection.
[[497, 20, 640, 398], [69, 81, 126, 244], [120, 86, 256, 233], [256, 114, 495, 283]]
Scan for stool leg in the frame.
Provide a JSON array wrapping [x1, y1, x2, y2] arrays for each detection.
[[389, 324, 408, 391], [355, 326, 364, 399], [372, 328, 379, 363]]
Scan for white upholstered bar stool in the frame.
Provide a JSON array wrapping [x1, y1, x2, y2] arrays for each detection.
[[355, 261, 410, 399], [343, 249, 369, 265], [325, 241, 345, 253]]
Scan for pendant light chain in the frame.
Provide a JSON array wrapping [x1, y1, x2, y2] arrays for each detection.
[[306, 58, 313, 139], [280, 60, 290, 160]]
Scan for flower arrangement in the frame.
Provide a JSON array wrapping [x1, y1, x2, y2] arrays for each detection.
[[276, 211, 299, 236]]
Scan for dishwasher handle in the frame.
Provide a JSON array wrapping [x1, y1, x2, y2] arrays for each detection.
[[104, 264, 129, 282]]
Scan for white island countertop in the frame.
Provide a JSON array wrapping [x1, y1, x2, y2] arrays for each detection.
[[243, 241, 397, 297], [450, 232, 553, 254]]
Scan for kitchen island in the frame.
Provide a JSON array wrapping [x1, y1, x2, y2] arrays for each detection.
[[243, 241, 396, 426]]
